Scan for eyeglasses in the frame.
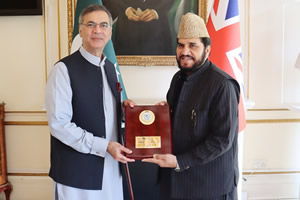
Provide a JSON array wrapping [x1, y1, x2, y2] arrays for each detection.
[[81, 22, 111, 30]]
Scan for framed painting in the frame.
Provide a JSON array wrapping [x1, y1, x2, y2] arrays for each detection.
[[68, 0, 208, 66]]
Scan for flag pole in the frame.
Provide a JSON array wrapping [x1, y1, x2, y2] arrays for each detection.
[[121, 136, 135, 200]]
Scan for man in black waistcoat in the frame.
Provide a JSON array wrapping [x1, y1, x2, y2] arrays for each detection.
[[143, 13, 240, 200], [45, 4, 135, 200]]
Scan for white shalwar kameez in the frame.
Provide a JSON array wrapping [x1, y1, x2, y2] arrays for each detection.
[[46, 47, 123, 200]]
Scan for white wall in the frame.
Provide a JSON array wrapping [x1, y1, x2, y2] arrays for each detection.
[[0, 15, 46, 111], [119, 65, 177, 104], [242, 0, 300, 197], [0, 0, 60, 199], [243, 0, 300, 170]]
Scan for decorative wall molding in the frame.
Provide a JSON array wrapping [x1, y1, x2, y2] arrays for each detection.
[[248, 109, 289, 111], [5, 111, 46, 114], [243, 171, 300, 175], [4, 112, 48, 125], [5, 121, 48, 126], [247, 119, 300, 123], [243, 173, 300, 199], [8, 173, 48, 177]]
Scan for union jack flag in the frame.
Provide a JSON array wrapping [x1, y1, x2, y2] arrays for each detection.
[[206, 0, 246, 132]]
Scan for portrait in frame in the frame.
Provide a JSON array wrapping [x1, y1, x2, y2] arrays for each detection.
[[67, 0, 208, 66]]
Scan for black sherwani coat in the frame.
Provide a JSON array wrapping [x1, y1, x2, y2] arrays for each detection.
[[161, 59, 240, 199]]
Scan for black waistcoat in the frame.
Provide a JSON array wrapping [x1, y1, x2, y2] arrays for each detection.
[[49, 51, 121, 190]]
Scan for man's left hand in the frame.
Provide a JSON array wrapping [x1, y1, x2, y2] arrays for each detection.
[[107, 142, 135, 164], [123, 99, 136, 108], [139, 9, 158, 22], [142, 154, 177, 168]]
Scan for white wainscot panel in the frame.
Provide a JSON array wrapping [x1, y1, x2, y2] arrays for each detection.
[[5, 176, 54, 200], [242, 174, 300, 200], [243, 122, 300, 170], [5, 125, 50, 173]]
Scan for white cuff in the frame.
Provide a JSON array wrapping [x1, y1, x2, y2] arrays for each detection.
[[174, 161, 181, 172], [152, 9, 159, 19], [90, 136, 109, 157], [125, 7, 133, 16]]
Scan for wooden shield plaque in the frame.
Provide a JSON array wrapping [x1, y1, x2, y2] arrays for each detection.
[[124, 105, 172, 159]]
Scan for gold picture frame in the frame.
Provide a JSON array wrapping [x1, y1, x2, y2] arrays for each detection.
[[68, 0, 208, 66]]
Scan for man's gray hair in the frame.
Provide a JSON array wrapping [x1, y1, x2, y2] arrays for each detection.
[[79, 4, 112, 25]]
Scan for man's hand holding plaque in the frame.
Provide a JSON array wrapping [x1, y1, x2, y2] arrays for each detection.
[[142, 154, 177, 168], [124, 104, 172, 159]]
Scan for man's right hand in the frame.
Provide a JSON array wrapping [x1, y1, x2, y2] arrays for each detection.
[[107, 141, 135, 163]]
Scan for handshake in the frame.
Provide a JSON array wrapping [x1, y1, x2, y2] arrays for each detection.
[[125, 7, 159, 22]]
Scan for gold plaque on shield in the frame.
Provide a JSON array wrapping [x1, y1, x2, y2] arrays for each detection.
[[136, 136, 161, 149]]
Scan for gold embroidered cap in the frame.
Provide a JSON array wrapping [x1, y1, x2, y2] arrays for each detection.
[[177, 12, 209, 39]]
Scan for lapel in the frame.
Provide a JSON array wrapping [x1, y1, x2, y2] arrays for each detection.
[[103, 60, 120, 103], [103, 60, 122, 137]]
